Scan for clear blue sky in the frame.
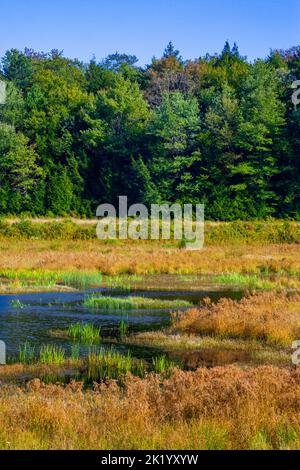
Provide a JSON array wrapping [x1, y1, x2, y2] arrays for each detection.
[[0, 0, 299, 65]]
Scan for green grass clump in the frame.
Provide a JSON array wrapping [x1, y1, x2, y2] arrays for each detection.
[[39, 344, 65, 365], [68, 323, 101, 343], [84, 295, 193, 310], [0, 268, 102, 290], [19, 341, 35, 364], [152, 354, 175, 374], [213, 273, 277, 290], [104, 275, 143, 291], [60, 271, 102, 289], [86, 347, 145, 382]]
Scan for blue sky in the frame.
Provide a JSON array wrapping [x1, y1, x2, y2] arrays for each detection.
[[0, 0, 299, 65]]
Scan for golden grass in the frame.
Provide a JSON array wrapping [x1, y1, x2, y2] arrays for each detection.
[[0, 239, 300, 276], [1, 366, 300, 449], [173, 291, 300, 346]]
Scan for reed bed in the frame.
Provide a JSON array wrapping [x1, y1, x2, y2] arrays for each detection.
[[84, 295, 193, 310], [173, 291, 300, 346]]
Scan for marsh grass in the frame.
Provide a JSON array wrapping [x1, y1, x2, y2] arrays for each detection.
[[1, 365, 300, 449], [68, 323, 101, 343], [213, 273, 294, 290], [2, 219, 300, 245], [0, 268, 102, 290], [104, 275, 143, 291], [39, 345, 65, 365], [152, 354, 176, 374], [1, 237, 300, 281], [84, 295, 193, 310], [19, 342, 35, 364], [173, 291, 300, 346], [126, 332, 290, 367]]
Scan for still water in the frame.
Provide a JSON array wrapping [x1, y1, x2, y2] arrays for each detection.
[[0, 284, 244, 360]]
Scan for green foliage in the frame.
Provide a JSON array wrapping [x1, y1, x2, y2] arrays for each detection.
[[152, 354, 175, 374], [87, 347, 145, 382], [84, 295, 193, 310], [19, 342, 35, 364], [39, 344, 65, 365], [0, 42, 299, 219], [68, 323, 101, 343]]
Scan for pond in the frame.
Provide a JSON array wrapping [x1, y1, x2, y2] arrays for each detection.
[[0, 280, 244, 362]]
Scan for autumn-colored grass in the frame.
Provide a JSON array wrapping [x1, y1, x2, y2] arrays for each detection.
[[0, 238, 300, 279], [173, 291, 300, 346], [0, 366, 300, 449]]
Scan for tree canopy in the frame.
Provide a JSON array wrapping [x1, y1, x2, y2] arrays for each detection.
[[0, 42, 299, 219]]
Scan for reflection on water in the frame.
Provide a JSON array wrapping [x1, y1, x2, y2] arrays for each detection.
[[0, 280, 244, 363]]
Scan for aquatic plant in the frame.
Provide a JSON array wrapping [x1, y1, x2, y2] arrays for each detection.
[[68, 323, 101, 343], [19, 341, 35, 364], [84, 295, 193, 310], [86, 347, 145, 381], [152, 354, 175, 374], [39, 344, 65, 365], [60, 271, 102, 289]]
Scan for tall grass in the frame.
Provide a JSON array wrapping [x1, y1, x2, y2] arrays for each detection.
[[104, 274, 143, 291], [213, 273, 285, 290], [39, 345, 65, 365], [1, 365, 300, 449], [173, 291, 300, 346], [19, 342, 35, 364], [60, 271, 102, 289], [84, 295, 193, 310], [68, 323, 101, 343]]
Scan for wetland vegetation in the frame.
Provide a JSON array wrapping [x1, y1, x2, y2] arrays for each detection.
[[0, 219, 300, 449]]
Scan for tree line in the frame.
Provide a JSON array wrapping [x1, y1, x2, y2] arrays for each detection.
[[0, 41, 299, 220]]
